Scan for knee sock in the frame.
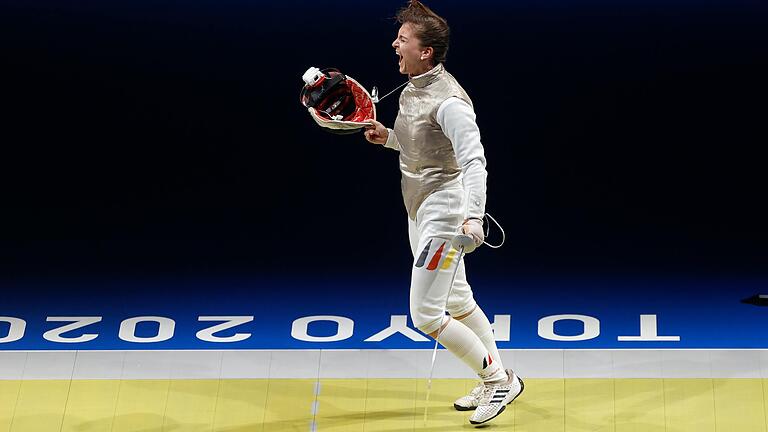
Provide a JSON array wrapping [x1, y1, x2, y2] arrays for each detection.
[[458, 306, 506, 379], [436, 317, 507, 383]]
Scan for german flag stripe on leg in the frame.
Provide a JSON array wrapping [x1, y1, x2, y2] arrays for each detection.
[[426, 242, 446, 270], [440, 248, 458, 270], [414, 240, 432, 268], [482, 354, 493, 369]]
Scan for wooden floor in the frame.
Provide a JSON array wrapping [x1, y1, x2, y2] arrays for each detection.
[[1, 378, 766, 431]]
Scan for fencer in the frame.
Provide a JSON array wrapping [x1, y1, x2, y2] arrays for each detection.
[[364, 0, 524, 425]]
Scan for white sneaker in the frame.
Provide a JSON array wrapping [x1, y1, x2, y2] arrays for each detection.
[[453, 382, 484, 411], [468, 369, 524, 425]]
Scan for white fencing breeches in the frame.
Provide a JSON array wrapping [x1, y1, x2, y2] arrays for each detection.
[[408, 184, 477, 334]]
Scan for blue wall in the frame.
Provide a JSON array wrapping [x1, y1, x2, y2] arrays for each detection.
[[1, 275, 766, 349]]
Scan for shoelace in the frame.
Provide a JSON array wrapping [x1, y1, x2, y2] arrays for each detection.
[[478, 385, 498, 404], [466, 383, 484, 399]]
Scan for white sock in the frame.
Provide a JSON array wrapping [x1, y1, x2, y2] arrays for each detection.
[[436, 317, 506, 382], [458, 306, 507, 382]]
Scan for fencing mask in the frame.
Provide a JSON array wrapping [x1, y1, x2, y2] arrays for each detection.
[[300, 67, 376, 135]]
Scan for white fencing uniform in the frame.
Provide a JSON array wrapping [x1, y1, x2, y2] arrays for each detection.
[[407, 184, 477, 333], [381, 63, 519, 421], [383, 63, 488, 334]]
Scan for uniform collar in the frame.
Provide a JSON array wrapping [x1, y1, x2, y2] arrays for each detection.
[[409, 63, 444, 88]]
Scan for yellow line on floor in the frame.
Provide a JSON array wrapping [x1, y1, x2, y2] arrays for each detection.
[[61, 379, 120, 432], [0, 378, 764, 431], [0, 380, 22, 432]]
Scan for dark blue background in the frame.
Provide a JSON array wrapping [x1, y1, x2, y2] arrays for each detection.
[[1, 2, 766, 295]]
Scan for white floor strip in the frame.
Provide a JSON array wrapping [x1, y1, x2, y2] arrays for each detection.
[[0, 349, 766, 380]]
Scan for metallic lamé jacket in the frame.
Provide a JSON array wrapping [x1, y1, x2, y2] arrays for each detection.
[[393, 63, 473, 220]]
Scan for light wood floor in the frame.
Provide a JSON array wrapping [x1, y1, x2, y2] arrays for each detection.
[[1, 378, 766, 431]]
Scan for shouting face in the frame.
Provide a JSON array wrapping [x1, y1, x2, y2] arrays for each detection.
[[392, 23, 433, 76]]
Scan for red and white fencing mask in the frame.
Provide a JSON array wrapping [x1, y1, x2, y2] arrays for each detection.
[[300, 67, 376, 134]]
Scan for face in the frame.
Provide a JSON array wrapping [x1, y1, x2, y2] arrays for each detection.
[[392, 23, 433, 76]]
